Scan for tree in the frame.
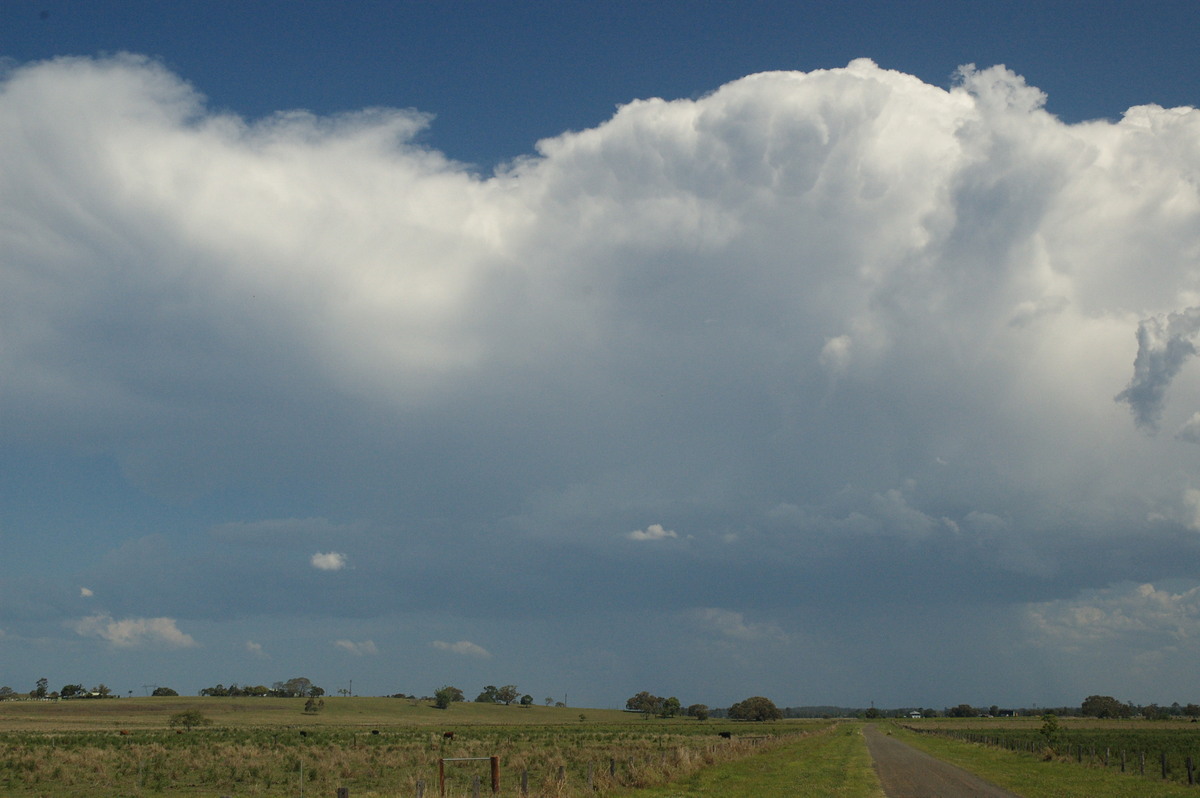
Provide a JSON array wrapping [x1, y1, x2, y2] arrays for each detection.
[[0, 686, 15, 701], [727, 696, 782, 722], [151, 686, 179, 697], [519, 694, 533, 707], [1081, 695, 1130, 719], [496, 685, 520, 706], [92, 684, 111, 698], [60, 684, 84, 699], [685, 703, 709, 721], [626, 691, 665, 715], [303, 696, 325, 713], [1039, 712, 1060, 748], [34, 678, 48, 699], [946, 704, 977, 718], [434, 685, 462, 710], [169, 710, 212, 731], [475, 685, 499, 703], [659, 697, 681, 718]]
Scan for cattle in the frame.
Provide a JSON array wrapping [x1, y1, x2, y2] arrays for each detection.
[[718, 731, 732, 739], [443, 731, 455, 740], [119, 730, 130, 736]]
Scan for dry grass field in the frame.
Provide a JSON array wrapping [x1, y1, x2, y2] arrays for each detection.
[[0, 697, 822, 797]]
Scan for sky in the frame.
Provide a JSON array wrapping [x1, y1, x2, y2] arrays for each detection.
[[2, 1, 1200, 711]]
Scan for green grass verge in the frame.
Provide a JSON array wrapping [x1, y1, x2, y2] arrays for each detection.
[[610, 723, 884, 798], [887, 723, 1200, 798]]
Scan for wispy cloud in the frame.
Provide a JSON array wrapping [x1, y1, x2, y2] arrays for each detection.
[[334, 639, 378, 656], [70, 614, 198, 648], [431, 639, 491, 658], [311, 552, 347, 571]]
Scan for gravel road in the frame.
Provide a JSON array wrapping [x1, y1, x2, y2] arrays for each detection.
[[864, 725, 1024, 798]]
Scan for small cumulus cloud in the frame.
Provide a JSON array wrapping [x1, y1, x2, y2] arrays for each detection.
[[70, 614, 197, 648], [334, 639, 378, 656], [431, 639, 491, 658], [627, 523, 677, 541], [79, 587, 93, 597], [311, 551, 347, 571], [246, 641, 268, 658]]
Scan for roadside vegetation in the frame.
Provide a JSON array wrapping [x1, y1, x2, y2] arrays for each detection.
[[612, 723, 882, 798]]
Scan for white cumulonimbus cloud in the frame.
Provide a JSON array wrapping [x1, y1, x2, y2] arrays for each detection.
[[311, 552, 347, 571], [70, 613, 198, 648], [5, 54, 1200, 700], [431, 640, 492, 658]]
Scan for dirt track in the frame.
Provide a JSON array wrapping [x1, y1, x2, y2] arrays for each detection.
[[864, 725, 1023, 798]]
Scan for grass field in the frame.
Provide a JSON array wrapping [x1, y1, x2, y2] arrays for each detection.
[[0, 697, 823, 797], [887, 720, 1200, 798]]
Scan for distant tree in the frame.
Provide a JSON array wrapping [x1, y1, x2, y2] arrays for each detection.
[[92, 684, 112, 698], [200, 684, 230, 697], [659, 697, 681, 718], [496, 685, 520, 706], [626, 691, 665, 715], [685, 704, 709, 720], [1184, 703, 1200, 719], [169, 710, 212, 731], [727, 696, 782, 722], [34, 678, 48, 699], [1081, 695, 1130, 719], [475, 685, 499, 703], [434, 685, 462, 710], [519, 694, 533, 707], [274, 677, 316, 698], [946, 704, 977, 718], [544, 697, 554, 706], [151, 686, 179, 697], [1143, 703, 1167, 720], [921, 708, 938, 718], [303, 696, 325, 714], [864, 706, 881, 719], [0, 686, 16, 700], [60, 684, 84, 699], [989, 705, 999, 717]]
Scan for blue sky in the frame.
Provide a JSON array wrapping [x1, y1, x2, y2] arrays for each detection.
[[3, 1, 1200, 710]]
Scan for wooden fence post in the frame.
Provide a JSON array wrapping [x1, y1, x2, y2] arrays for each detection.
[[1162, 751, 1168, 779], [417, 779, 425, 798], [439, 760, 446, 797], [1187, 755, 1194, 785], [1120, 749, 1126, 773], [337, 789, 349, 798], [520, 769, 528, 796], [1140, 751, 1145, 775], [490, 756, 500, 795], [472, 774, 480, 798]]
